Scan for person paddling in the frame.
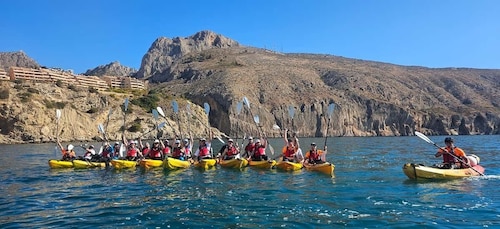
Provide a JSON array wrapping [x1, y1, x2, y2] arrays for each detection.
[[220, 139, 240, 160], [281, 129, 301, 162], [435, 137, 467, 169], [194, 131, 213, 161], [100, 142, 114, 167], [248, 138, 268, 161], [123, 136, 142, 161], [242, 136, 255, 158]]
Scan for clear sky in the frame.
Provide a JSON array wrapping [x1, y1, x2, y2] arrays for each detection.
[[1, 0, 499, 73]]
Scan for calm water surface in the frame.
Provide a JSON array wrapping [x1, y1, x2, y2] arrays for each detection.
[[0, 135, 499, 228]]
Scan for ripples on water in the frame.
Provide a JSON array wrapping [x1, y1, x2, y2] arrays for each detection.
[[0, 135, 499, 228]]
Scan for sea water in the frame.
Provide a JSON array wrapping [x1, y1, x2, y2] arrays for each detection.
[[0, 135, 499, 228]]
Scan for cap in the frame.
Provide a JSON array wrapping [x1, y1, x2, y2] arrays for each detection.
[[129, 140, 135, 144], [200, 138, 206, 141], [67, 144, 74, 150], [175, 140, 181, 144], [248, 136, 253, 140], [89, 145, 94, 149], [183, 139, 189, 143], [228, 138, 234, 142], [444, 137, 454, 143], [154, 139, 160, 143], [115, 142, 120, 145], [255, 139, 261, 143], [311, 142, 316, 146]]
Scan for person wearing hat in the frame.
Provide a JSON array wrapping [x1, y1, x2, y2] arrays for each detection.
[[243, 136, 255, 158], [123, 136, 142, 161], [99, 142, 114, 167], [304, 142, 326, 165], [112, 142, 121, 159], [81, 144, 97, 161], [220, 138, 240, 160], [57, 139, 76, 161], [181, 137, 193, 159], [161, 139, 172, 157], [249, 137, 268, 161], [171, 139, 187, 160], [435, 137, 467, 169], [194, 132, 213, 161]]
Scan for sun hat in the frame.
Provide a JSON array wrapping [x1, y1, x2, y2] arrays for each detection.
[[67, 144, 74, 150]]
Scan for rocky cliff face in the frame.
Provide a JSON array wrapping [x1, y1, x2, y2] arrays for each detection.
[[0, 81, 218, 144], [83, 61, 137, 76], [150, 47, 500, 138], [135, 30, 240, 82], [0, 51, 40, 69]]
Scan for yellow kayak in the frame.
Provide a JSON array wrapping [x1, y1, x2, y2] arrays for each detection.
[[304, 162, 335, 177], [164, 157, 191, 170], [219, 158, 248, 169], [48, 159, 74, 169], [276, 161, 303, 171], [248, 160, 276, 169], [139, 159, 163, 169], [403, 163, 485, 179], [111, 159, 137, 169], [193, 158, 217, 169], [72, 160, 106, 169]]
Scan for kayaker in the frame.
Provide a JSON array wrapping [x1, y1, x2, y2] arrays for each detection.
[[304, 142, 326, 165], [112, 142, 121, 158], [242, 137, 255, 158], [182, 137, 193, 159], [220, 139, 240, 160], [249, 138, 268, 161], [57, 140, 76, 161], [434, 137, 467, 169], [281, 129, 300, 162], [139, 139, 151, 158], [146, 139, 164, 160], [161, 139, 172, 157], [100, 142, 114, 166], [124, 139, 142, 161], [194, 132, 213, 161], [171, 139, 186, 160], [80, 145, 97, 161]]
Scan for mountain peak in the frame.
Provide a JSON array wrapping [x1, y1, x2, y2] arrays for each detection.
[[136, 30, 240, 79], [83, 61, 137, 77], [0, 51, 40, 69]]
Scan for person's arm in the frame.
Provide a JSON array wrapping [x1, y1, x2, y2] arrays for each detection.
[[284, 129, 289, 145], [57, 139, 64, 151], [435, 148, 445, 157], [138, 138, 144, 150]]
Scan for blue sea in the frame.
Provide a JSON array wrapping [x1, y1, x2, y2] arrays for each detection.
[[0, 135, 499, 228]]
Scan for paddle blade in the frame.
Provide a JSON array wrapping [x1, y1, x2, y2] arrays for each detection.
[[272, 124, 281, 130], [327, 103, 335, 118], [243, 97, 250, 109], [415, 131, 434, 144], [172, 100, 179, 114], [236, 101, 243, 115], [56, 109, 61, 120], [157, 122, 166, 129], [124, 98, 129, 112], [98, 124, 105, 134], [186, 104, 191, 115], [156, 106, 166, 117], [98, 146, 104, 155], [204, 102, 210, 115], [288, 105, 295, 118], [253, 115, 260, 124], [152, 109, 159, 120]]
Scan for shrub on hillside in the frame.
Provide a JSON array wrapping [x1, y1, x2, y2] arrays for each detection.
[[88, 87, 99, 93], [13, 84, 23, 90], [87, 107, 98, 114], [44, 99, 66, 109], [19, 92, 31, 103], [27, 87, 39, 94], [0, 88, 9, 99], [131, 91, 160, 112], [128, 122, 142, 132], [55, 80, 63, 87]]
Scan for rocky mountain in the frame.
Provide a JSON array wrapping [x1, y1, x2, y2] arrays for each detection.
[[83, 61, 137, 76], [0, 51, 40, 69], [145, 45, 500, 137], [136, 30, 240, 82]]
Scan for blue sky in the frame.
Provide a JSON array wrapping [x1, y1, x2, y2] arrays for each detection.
[[1, 0, 499, 73]]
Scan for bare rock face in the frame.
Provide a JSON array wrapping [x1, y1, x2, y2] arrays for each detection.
[[136, 30, 240, 81], [0, 51, 40, 69], [83, 61, 136, 76]]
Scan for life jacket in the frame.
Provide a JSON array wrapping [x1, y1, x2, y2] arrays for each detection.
[[141, 147, 150, 156], [226, 145, 238, 156], [440, 146, 461, 163], [127, 147, 138, 157], [172, 147, 184, 158], [199, 145, 210, 157], [245, 143, 255, 153], [62, 150, 76, 161], [308, 150, 321, 162], [149, 147, 162, 158], [253, 145, 266, 157], [101, 146, 112, 158], [184, 145, 192, 157], [162, 147, 171, 155], [282, 146, 296, 158], [84, 151, 92, 160]]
